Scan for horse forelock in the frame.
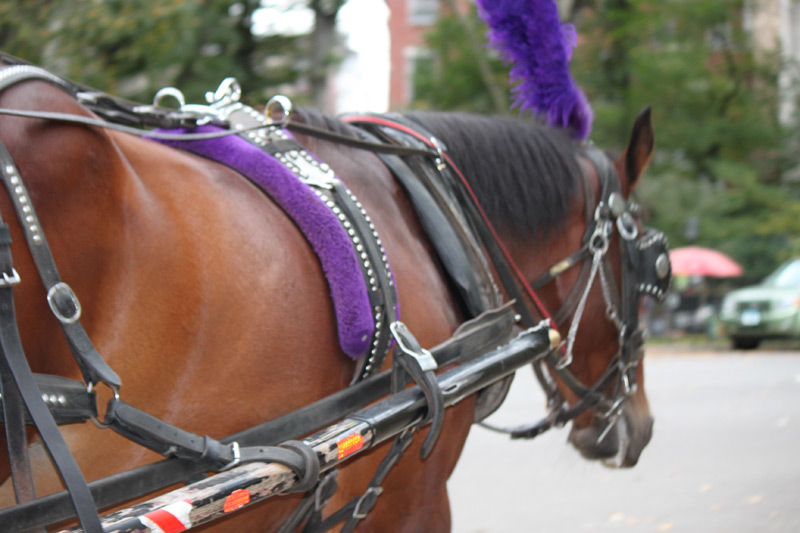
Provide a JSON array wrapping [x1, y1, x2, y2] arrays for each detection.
[[404, 111, 583, 245]]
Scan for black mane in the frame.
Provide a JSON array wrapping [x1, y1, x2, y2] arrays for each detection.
[[404, 112, 582, 244], [297, 108, 583, 243]]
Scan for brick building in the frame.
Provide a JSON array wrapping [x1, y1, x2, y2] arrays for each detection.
[[385, 0, 471, 109]]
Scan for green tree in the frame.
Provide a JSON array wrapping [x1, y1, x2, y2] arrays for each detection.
[[572, 0, 800, 281], [414, 1, 800, 281], [0, 1, 333, 108], [412, 5, 510, 114]]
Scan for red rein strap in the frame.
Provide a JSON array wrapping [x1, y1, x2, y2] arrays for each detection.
[[343, 115, 553, 323]]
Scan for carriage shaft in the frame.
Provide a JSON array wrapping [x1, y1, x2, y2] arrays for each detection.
[[60, 324, 554, 532]]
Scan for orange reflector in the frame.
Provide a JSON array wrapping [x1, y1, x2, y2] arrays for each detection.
[[337, 434, 364, 459], [223, 489, 251, 513]]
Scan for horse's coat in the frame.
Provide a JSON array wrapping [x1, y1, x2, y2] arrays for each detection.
[[152, 125, 382, 359], [0, 60, 659, 531]]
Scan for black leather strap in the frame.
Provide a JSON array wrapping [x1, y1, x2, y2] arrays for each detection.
[[0, 354, 36, 504], [351, 126, 499, 318], [0, 141, 120, 389], [0, 219, 102, 532], [288, 121, 435, 158], [311, 428, 415, 533], [104, 399, 321, 491], [348, 114, 537, 330], [0, 304, 517, 531]]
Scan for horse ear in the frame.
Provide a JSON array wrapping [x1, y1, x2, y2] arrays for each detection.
[[621, 107, 654, 194]]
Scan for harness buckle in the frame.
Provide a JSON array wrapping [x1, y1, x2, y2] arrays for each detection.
[[46, 282, 82, 324], [220, 441, 241, 471], [430, 136, 447, 172], [390, 321, 437, 372], [353, 486, 383, 519], [87, 380, 120, 429], [588, 222, 611, 255], [554, 340, 572, 370], [0, 268, 20, 287]]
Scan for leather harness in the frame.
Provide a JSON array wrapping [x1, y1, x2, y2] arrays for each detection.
[[0, 54, 671, 532]]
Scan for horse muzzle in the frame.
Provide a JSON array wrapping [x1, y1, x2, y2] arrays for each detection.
[[567, 403, 653, 468]]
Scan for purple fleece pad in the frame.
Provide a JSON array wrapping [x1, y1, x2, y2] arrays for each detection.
[[151, 127, 373, 358]]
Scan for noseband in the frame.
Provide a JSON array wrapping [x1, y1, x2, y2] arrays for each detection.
[[506, 146, 671, 440]]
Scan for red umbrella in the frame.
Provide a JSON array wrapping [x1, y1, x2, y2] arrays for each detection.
[[669, 246, 744, 277]]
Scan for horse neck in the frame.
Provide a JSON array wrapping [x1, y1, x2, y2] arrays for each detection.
[[0, 81, 131, 378]]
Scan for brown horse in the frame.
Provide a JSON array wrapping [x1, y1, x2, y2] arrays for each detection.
[[0, 61, 658, 531]]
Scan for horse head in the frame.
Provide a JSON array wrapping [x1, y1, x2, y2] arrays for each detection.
[[403, 108, 668, 469], [539, 108, 664, 468]]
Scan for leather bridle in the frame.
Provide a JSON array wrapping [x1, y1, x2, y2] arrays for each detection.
[[0, 56, 672, 531], [337, 112, 672, 442], [502, 146, 672, 440]]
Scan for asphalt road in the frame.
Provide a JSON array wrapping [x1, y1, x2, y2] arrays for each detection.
[[448, 345, 800, 532]]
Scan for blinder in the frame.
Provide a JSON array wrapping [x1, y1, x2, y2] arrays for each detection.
[[632, 226, 671, 301], [525, 146, 672, 438]]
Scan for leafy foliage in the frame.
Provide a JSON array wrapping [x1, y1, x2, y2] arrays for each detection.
[[0, 0, 305, 106], [572, 0, 800, 281], [414, 0, 800, 282], [412, 6, 511, 114]]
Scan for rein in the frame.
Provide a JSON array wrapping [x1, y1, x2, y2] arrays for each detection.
[[0, 57, 670, 531], [338, 114, 671, 441]]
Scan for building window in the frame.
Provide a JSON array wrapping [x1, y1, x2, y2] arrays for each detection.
[[408, 0, 439, 27]]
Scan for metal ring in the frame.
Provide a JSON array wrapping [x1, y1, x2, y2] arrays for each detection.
[[588, 226, 610, 255], [46, 282, 82, 324], [153, 87, 186, 109], [205, 77, 242, 106], [616, 212, 639, 241], [265, 95, 293, 128], [87, 381, 120, 429]]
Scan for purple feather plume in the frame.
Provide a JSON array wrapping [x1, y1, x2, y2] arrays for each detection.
[[476, 0, 593, 139]]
